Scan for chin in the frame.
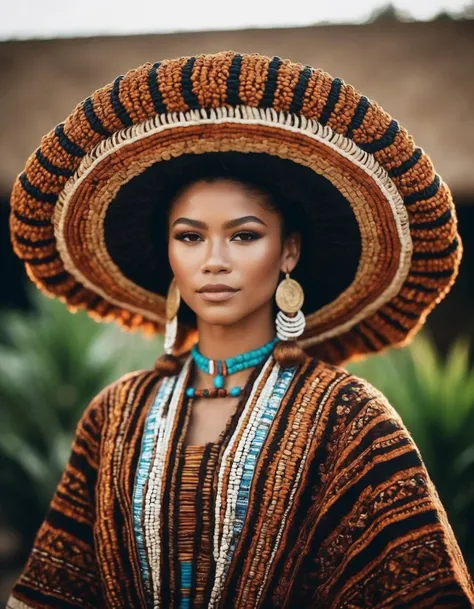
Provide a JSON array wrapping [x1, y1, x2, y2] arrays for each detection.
[[197, 311, 241, 326], [194, 303, 250, 327]]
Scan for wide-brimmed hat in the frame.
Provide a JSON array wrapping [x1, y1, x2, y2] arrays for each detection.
[[9, 50, 462, 365]]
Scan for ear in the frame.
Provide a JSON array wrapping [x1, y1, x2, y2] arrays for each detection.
[[280, 232, 301, 274]]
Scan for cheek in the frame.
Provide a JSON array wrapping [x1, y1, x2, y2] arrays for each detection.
[[167, 242, 196, 292], [240, 239, 281, 289], [169, 240, 195, 267]]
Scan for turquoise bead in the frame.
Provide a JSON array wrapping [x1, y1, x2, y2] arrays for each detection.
[[186, 387, 195, 398], [191, 336, 278, 382], [229, 386, 241, 397], [213, 374, 225, 389]]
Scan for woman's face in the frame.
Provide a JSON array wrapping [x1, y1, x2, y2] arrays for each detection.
[[168, 179, 300, 329]]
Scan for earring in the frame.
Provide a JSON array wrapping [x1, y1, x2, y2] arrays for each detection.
[[164, 277, 180, 355], [275, 271, 306, 341]]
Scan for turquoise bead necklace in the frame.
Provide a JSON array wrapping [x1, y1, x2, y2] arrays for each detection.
[[186, 336, 278, 399]]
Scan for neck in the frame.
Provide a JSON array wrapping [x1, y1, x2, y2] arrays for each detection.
[[196, 302, 276, 360]]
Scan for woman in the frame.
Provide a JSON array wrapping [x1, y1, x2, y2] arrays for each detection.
[[7, 51, 474, 608]]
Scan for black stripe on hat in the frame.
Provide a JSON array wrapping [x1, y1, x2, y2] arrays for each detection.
[[352, 325, 377, 352], [412, 238, 459, 260], [226, 54, 243, 106], [289, 66, 312, 114], [42, 271, 69, 286], [330, 336, 347, 357], [13, 210, 51, 227], [148, 62, 167, 113], [14, 234, 55, 248], [345, 96, 369, 138], [377, 310, 409, 334], [260, 56, 283, 108], [360, 319, 390, 345], [54, 124, 85, 157], [319, 78, 343, 126], [24, 252, 60, 266], [19, 173, 58, 205], [386, 301, 419, 320], [396, 293, 425, 307], [411, 208, 451, 230], [359, 119, 399, 153], [404, 175, 441, 206], [66, 283, 82, 299], [410, 268, 454, 279], [404, 281, 438, 294], [83, 97, 112, 137], [35, 149, 74, 178], [181, 57, 200, 110], [389, 147, 423, 178], [111, 75, 133, 127], [88, 294, 102, 310]]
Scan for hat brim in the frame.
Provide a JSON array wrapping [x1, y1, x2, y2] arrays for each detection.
[[10, 52, 462, 364]]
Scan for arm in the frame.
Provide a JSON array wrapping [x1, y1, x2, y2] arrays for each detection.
[[302, 377, 474, 608], [6, 383, 110, 609]]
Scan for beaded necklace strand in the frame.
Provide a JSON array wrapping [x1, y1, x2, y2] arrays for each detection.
[[185, 337, 278, 399]]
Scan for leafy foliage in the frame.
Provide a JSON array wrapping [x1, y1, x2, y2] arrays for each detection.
[[0, 289, 161, 551]]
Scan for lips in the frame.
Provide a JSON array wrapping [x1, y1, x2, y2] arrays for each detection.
[[197, 284, 240, 303], [197, 284, 239, 293]]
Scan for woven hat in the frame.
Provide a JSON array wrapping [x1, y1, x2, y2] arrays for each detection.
[[9, 50, 462, 365]]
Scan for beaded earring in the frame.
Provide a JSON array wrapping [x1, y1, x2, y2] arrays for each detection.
[[164, 277, 180, 355], [273, 270, 307, 368], [154, 277, 183, 376], [275, 271, 306, 340]]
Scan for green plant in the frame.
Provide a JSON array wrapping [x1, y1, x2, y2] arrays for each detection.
[[0, 288, 162, 552], [347, 332, 474, 572]]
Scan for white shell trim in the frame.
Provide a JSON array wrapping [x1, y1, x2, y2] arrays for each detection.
[[276, 310, 306, 340], [164, 315, 177, 354]]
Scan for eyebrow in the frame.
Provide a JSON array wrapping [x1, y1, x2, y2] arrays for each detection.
[[171, 215, 267, 229]]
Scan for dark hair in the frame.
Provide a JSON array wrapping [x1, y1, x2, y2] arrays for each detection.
[[164, 158, 307, 246]]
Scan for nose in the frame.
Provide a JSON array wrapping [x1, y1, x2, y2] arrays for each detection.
[[201, 238, 231, 274]]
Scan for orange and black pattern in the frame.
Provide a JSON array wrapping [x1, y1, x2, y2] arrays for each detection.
[[8, 51, 462, 366], [7, 358, 474, 608], [176, 444, 217, 606]]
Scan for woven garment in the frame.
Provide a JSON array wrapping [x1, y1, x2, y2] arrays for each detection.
[[7, 356, 474, 608], [176, 444, 216, 608], [9, 50, 462, 365]]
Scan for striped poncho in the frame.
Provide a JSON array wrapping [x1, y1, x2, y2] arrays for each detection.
[[7, 355, 474, 608]]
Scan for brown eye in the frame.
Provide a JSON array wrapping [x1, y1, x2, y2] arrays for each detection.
[[175, 232, 202, 243], [232, 231, 261, 242]]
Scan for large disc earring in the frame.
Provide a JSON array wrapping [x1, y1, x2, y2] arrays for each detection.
[[164, 277, 181, 355], [275, 272, 306, 341]]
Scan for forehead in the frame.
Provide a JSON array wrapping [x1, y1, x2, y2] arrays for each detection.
[[168, 179, 278, 223]]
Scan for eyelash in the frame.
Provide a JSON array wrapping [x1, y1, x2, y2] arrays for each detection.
[[174, 231, 261, 243]]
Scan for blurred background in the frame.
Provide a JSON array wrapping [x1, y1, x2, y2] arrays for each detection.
[[1, 0, 474, 603]]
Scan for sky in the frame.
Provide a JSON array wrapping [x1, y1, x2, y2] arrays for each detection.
[[1, 0, 472, 40]]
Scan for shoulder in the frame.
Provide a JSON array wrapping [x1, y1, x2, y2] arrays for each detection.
[[78, 367, 163, 430], [304, 359, 429, 493], [302, 355, 393, 402], [302, 356, 408, 443]]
